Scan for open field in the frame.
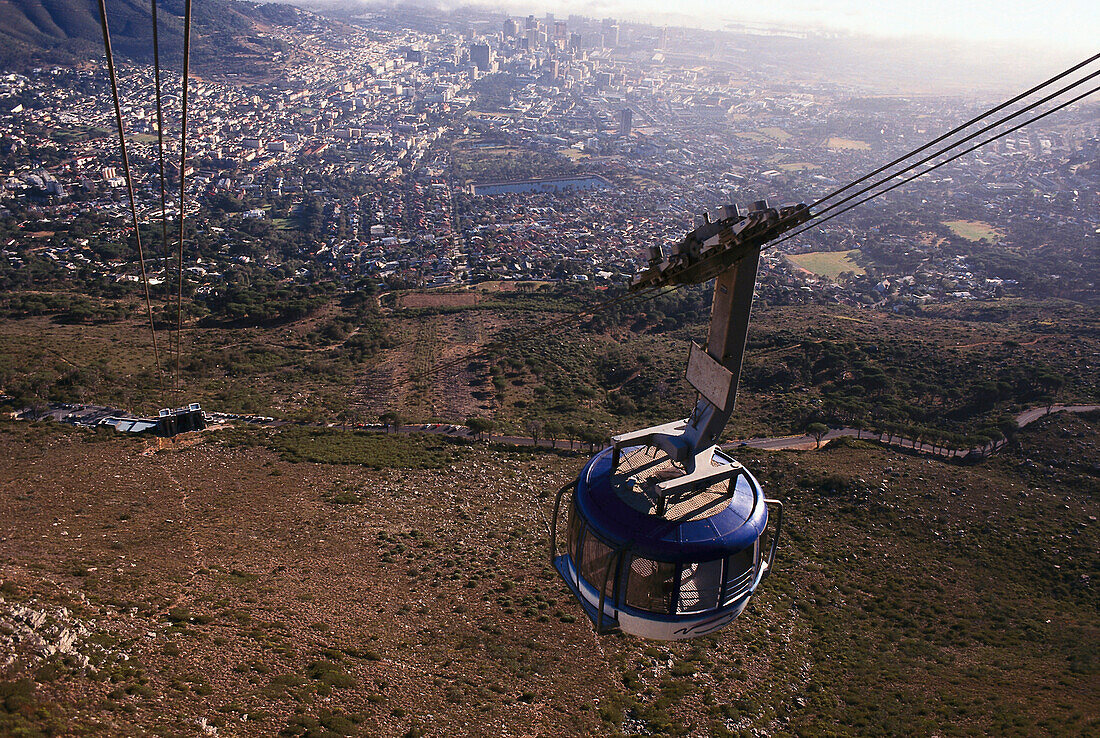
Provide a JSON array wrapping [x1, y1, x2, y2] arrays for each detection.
[[777, 162, 819, 172], [48, 126, 111, 144], [0, 411, 1096, 736], [944, 219, 1005, 242], [826, 137, 871, 150], [396, 291, 480, 309], [757, 127, 792, 142], [787, 249, 866, 279], [557, 148, 591, 161]]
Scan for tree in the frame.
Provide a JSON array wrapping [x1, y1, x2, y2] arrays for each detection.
[[579, 428, 605, 452], [807, 422, 829, 449], [525, 419, 544, 446], [465, 416, 495, 441], [997, 415, 1020, 451], [379, 411, 404, 433], [564, 424, 580, 450], [1035, 372, 1065, 409], [544, 421, 563, 449]]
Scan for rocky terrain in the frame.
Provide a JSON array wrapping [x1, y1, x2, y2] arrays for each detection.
[[0, 414, 1096, 736]]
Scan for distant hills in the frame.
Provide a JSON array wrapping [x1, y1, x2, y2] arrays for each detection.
[[0, 0, 315, 75]]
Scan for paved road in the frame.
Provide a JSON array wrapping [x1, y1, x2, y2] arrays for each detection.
[[726, 404, 1100, 455], [396, 404, 1100, 459], [1014, 404, 1100, 428]]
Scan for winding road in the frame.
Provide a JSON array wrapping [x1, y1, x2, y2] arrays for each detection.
[[391, 404, 1100, 460], [725, 404, 1100, 455]]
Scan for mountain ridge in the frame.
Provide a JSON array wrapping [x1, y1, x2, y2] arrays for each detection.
[[0, 0, 313, 76]]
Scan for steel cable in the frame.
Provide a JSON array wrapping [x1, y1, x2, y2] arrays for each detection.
[[805, 66, 1100, 225], [96, 0, 161, 375], [808, 52, 1100, 211], [174, 0, 193, 390], [772, 83, 1100, 250], [150, 0, 172, 363]]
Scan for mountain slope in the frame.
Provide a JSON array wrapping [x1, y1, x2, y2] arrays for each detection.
[[0, 0, 303, 75]]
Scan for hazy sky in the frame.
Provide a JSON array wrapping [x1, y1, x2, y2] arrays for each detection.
[[447, 0, 1098, 55]]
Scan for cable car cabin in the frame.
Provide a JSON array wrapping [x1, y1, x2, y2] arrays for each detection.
[[551, 443, 781, 640], [549, 203, 802, 639]]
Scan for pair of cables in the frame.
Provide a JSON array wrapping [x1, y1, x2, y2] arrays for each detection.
[[771, 52, 1100, 248], [96, 0, 193, 392]]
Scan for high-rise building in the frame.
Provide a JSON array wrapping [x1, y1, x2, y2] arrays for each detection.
[[619, 108, 632, 136], [469, 43, 491, 71], [608, 24, 620, 47], [503, 18, 520, 38]]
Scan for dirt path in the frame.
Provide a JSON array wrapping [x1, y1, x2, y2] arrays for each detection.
[[955, 336, 1042, 350]]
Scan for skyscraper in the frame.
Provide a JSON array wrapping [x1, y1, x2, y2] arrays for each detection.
[[619, 108, 632, 136], [470, 43, 491, 71]]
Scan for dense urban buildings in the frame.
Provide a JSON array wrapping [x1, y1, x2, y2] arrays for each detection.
[[0, 5, 1095, 310]]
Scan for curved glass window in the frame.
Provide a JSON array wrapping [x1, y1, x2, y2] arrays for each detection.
[[625, 556, 677, 613], [579, 533, 616, 596], [722, 543, 757, 604], [676, 560, 723, 614], [566, 509, 582, 565]]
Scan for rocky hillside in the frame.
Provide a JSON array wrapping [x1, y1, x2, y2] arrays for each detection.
[[0, 0, 316, 75], [0, 413, 1096, 736]]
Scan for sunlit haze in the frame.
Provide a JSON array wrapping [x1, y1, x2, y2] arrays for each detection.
[[383, 0, 1099, 56]]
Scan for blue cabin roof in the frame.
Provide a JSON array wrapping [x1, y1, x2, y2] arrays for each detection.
[[575, 446, 767, 563]]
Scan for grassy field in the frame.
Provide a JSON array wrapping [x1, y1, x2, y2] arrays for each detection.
[[788, 249, 866, 279], [944, 219, 1004, 242], [48, 126, 111, 144], [827, 137, 871, 150], [777, 161, 819, 172], [557, 148, 591, 161], [758, 127, 792, 142], [0, 411, 1095, 736]]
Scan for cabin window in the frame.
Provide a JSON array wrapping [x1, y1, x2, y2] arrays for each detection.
[[722, 544, 757, 604], [625, 556, 677, 613], [578, 533, 616, 596], [676, 560, 724, 613], [566, 508, 583, 569]]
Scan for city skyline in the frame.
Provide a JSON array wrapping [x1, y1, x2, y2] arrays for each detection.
[[340, 0, 1099, 56]]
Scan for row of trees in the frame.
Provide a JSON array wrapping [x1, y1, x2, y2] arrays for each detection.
[[524, 419, 607, 451], [806, 414, 1021, 458]]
